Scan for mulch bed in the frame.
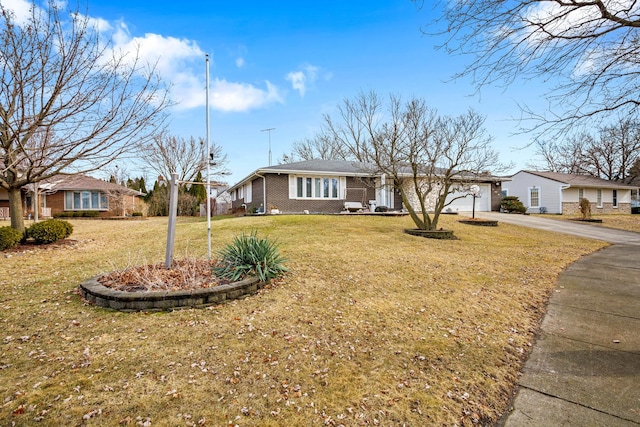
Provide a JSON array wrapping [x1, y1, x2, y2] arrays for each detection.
[[98, 259, 230, 292]]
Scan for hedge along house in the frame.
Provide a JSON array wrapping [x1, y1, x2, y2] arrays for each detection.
[[503, 170, 637, 214], [23, 174, 146, 218], [228, 159, 505, 215]]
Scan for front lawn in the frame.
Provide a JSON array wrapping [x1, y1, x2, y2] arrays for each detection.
[[0, 215, 605, 426], [541, 213, 640, 233]]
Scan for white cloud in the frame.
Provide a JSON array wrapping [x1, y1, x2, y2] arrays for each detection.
[[286, 64, 319, 97], [211, 79, 283, 112], [105, 23, 283, 111], [2, 2, 282, 113], [1, 0, 35, 24]]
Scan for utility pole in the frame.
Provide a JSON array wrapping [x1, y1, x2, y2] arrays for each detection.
[[205, 54, 212, 259], [261, 128, 275, 166]]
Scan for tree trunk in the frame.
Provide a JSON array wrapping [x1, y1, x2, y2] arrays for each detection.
[[8, 187, 25, 233]]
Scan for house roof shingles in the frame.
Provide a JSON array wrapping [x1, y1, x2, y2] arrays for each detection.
[[37, 174, 143, 195], [229, 159, 504, 191], [523, 170, 638, 190]]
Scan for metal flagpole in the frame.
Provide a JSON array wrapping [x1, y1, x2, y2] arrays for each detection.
[[206, 54, 212, 259]]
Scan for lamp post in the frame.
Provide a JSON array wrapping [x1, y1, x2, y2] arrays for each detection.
[[261, 127, 275, 166]]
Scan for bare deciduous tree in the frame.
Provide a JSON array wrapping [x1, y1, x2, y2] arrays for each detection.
[[425, 0, 640, 134], [318, 91, 501, 231], [143, 132, 228, 183], [287, 134, 347, 162], [0, 1, 170, 232], [531, 117, 640, 181]]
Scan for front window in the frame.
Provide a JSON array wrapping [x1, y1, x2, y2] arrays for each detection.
[[529, 187, 539, 208], [64, 191, 108, 210], [294, 176, 340, 199], [578, 188, 584, 200], [597, 189, 602, 207], [612, 189, 618, 208]]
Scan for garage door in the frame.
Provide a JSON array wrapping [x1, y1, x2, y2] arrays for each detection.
[[444, 184, 491, 212]]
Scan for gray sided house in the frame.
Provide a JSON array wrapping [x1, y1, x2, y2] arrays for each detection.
[[228, 159, 504, 214], [503, 170, 637, 214]]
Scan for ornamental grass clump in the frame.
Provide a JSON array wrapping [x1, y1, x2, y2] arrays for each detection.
[[579, 197, 592, 219], [213, 230, 287, 282]]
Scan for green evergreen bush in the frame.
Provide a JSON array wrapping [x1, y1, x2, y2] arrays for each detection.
[[213, 230, 288, 282], [500, 196, 527, 213], [0, 226, 23, 250], [27, 219, 73, 244]]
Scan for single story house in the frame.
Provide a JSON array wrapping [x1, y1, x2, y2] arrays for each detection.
[[227, 159, 505, 214], [23, 174, 146, 218], [503, 170, 637, 214]]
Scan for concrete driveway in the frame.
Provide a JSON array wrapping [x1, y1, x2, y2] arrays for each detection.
[[479, 212, 640, 246], [481, 213, 640, 426]]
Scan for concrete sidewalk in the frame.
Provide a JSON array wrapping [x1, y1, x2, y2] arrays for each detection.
[[484, 214, 640, 426]]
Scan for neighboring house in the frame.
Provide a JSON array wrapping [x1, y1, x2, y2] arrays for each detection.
[[503, 170, 637, 214], [227, 159, 505, 214], [198, 182, 231, 216], [0, 188, 11, 220], [24, 174, 146, 218]]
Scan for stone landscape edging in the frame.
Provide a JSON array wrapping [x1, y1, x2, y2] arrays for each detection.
[[79, 276, 262, 312]]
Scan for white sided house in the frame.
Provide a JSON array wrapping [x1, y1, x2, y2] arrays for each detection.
[[504, 170, 637, 214]]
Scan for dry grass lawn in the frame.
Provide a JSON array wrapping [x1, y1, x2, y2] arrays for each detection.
[[0, 215, 606, 426], [541, 213, 640, 233]]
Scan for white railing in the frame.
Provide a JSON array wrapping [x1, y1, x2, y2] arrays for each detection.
[[0, 207, 9, 220]]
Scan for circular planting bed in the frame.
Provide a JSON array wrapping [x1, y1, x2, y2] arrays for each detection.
[[404, 228, 456, 239], [79, 276, 262, 312], [78, 259, 266, 312], [569, 218, 603, 223], [458, 218, 499, 227]]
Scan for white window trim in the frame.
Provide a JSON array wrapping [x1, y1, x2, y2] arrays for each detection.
[[245, 183, 252, 203], [528, 187, 540, 208], [612, 189, 618, 208], [289, 175, 346, 200], [597, 189, 603, 207], [64, 190, 109, 211]]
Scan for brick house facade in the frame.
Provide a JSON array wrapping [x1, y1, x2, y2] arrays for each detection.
[[25, 174, 145, 218], [229, 160, 498, 215]]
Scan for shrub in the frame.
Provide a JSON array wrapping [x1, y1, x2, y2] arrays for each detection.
[[213, 230, 288, 282], [53, 212, 73, 218], [27, 219, 73, 244], [579, 197, 592, 219], [132, 211, 143, 217], [0, 226, 23, 251], [501, 196, 527, 213]]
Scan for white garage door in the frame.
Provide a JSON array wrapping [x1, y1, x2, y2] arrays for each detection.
[[444, 184, 491, 212]]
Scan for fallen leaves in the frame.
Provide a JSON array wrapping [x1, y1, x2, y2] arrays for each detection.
[[98, 259, 224, 292]]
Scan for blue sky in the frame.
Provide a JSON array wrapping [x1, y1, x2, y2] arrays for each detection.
[[9, 0, 550, 184]]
